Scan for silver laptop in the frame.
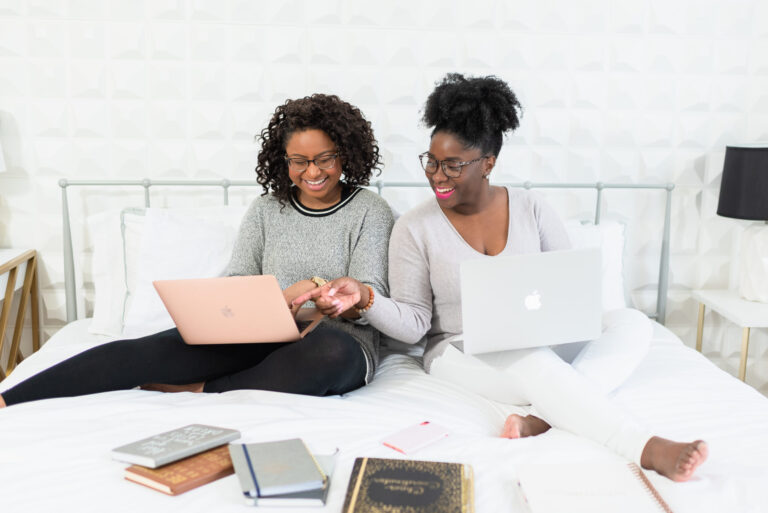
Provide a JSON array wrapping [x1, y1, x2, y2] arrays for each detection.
[[459, 248, 602, 355]]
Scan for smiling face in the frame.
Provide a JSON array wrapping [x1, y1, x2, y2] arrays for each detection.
[[425, 131, 495, 213], [285, 129, 344, 209]]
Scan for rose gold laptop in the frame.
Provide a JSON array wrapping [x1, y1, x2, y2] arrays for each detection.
[[153, 275, 324, 345]]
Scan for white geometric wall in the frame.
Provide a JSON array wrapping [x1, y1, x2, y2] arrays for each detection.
[[1, 0, 767, 390]]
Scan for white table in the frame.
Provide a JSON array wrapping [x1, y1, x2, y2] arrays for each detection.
[[693, 289, 768, 381], [0, 248, 41, 379]]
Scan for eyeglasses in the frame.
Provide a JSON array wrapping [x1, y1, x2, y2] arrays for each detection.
[[284, 153, 339, 173], [418, 152, 489, 178]]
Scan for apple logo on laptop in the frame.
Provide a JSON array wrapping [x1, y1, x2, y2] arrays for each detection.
[[524, 290, 542, 311], [220, 306, 234, 318]]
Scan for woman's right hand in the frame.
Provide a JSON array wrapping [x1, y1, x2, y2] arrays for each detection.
[[282, 279, 322, 319], [292, 277, 369, 318]]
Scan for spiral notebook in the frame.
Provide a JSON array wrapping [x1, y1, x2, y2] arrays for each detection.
[[517, 461, 674, 513]]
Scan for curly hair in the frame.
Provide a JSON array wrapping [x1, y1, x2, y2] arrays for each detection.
[[422, 73, 522, 156], [255, 94, 382, 205]]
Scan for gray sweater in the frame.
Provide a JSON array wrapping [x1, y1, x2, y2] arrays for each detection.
[[226, 187, 395, 383], [365, 187, 572, 371]]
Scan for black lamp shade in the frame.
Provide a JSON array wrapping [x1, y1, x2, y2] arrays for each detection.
[[717, 146, 768, 221]]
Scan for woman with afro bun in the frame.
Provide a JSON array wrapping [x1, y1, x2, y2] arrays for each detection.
[[1, 94, 394, 409], [296, 74, 707, 482]]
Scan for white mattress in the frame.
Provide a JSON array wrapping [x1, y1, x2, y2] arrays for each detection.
[[1, 320, 767, 513]]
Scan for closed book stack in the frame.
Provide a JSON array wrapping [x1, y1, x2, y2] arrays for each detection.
[[229, 439, 333, 507], [342, 457, 474, 513], [124, 445, 234, 496], [112, 424, 241, 468]]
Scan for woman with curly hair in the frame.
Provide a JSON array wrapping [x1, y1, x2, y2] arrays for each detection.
[[295, 75, 708, 482], [0, 94, 393, 408]]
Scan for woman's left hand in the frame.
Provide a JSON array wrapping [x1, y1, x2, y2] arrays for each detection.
[[282, 280, 322, 318]]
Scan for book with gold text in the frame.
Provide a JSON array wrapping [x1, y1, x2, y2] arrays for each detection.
[[342, 457, 474, 513]]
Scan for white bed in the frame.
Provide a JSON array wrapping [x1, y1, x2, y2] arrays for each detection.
[[2, 180, 768, 512], [2, 319, 768, 512]]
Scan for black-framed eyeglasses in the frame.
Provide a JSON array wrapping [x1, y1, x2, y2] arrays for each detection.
[[284, 153, 339, 173], [418, 152, 489, 178]]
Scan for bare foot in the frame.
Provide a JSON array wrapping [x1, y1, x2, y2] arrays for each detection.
[[0, 394, 5, 408], [640, 436, 708, 482], [500, 414, 551, 439], [140, 382, 205, 393]]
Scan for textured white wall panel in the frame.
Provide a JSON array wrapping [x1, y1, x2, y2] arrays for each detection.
[[109, 23, 147, 59], [748, 115, 768, 140], [150, 140, 188, 177], [28, 60, 66, 97], [150, 62, 186, 99], [0, 0, 767, 391], [110, 140, 147, 177], [110, 64, 147, 99], [70, 63, 106, 98], [70, 22, 104, 59], [192, 140, 232, 176], [191, 0, 228, 21], [69, 0, 105, 19], [150, 1, 187, 22]]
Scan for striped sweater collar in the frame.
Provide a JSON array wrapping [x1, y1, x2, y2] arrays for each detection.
[[289, 184, 363, 217]]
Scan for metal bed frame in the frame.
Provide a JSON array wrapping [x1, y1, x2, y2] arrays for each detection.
[[59, 178, 674, 325]]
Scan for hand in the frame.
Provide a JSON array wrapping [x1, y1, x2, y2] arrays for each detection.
[[282, 280, 321, 318], [293, 277, 368, 319], [313, 291, 345, 318]]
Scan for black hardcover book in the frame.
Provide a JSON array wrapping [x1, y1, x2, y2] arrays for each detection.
[[342, 457, 474, 513]]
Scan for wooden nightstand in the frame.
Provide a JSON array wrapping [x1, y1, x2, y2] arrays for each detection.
[[693, 289, 768, 382], [0, 249, 41, 380]]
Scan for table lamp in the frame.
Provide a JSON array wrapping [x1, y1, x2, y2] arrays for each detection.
[[717, 145, 768, 302]]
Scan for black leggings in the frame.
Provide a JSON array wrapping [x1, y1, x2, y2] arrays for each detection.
[[2, 326, 367, 406]]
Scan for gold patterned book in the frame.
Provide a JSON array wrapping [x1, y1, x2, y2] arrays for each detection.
[[124, 445, 234, 496], [342, 457, 474, 513]]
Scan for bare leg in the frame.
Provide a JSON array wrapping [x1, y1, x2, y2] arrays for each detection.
[[640, 437, 708, 482], [431, 345, 707, 478], [500, 414, 551, 439], [140, 382, 204, 393]]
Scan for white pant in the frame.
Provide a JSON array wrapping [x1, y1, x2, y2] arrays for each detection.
[[429, 308, 653, 464]]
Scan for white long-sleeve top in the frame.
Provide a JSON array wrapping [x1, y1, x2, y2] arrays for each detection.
[[364, 187, 571, 371]]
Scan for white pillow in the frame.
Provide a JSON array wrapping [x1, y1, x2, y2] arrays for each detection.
[[88, 209, 145, 337], [564, 219, 627, 311], [90, 206, 623, 337], [121, 206, 247, 338], [121, 209, 146, 325]]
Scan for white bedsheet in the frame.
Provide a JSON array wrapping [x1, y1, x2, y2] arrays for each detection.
[[2, 320, 767, 513]]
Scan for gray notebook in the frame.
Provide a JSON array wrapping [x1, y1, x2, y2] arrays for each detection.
[[228, 439, 328, 500], [111, 424, 241, 468], [231, 448, 336, 507]]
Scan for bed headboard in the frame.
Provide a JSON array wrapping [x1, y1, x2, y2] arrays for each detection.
[[58, 179, 674, 325]]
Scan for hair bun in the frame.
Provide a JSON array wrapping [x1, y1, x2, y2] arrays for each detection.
[[422, 73, 522, 156]]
